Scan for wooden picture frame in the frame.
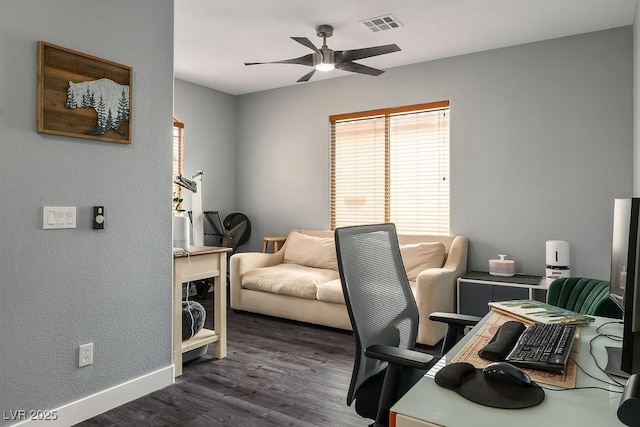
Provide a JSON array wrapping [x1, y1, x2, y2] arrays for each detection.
[[37, 41, 132, 144]]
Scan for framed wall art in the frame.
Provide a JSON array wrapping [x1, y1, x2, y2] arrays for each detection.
[[37, 41, 132, 144]]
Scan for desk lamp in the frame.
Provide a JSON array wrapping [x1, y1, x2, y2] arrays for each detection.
[[174, 170, 204, 247]]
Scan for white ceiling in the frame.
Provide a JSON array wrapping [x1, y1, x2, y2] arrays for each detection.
[[174, 0, 638, 96]]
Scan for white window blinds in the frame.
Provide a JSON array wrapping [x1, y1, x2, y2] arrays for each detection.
[[330, 101, 450, 234], [172, 118, 184, 198]]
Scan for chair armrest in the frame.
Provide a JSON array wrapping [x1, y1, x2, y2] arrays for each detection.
[[429, 312, 481, 327], [365, 344, 433, 370], [428, 312, 481, 356], [365, 345, 434, 426]]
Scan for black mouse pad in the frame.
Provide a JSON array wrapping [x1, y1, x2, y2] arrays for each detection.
[[434, 362, 545, 409]]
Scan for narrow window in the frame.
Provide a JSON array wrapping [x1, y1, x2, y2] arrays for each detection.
[[172, 118, 184, 207]]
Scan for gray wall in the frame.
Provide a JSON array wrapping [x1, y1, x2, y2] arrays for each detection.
[[235, 27, 633, 279], [0, 0, 174, 422], [174, 79, 237, 219]]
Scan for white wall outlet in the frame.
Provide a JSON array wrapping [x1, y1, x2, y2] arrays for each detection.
[[79, 343, 93, 367]]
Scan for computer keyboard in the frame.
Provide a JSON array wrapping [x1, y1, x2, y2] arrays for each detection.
[[505, 323, 577, 373]]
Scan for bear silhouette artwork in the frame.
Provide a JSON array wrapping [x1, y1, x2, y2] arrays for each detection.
[[65, 78, 129, 137]]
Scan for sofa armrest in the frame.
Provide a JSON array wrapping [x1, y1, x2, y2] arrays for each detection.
[[412, 236, 468, 345], [232, 251, 284, 273], [230, 251, 284, 309], [443, 235, 468, 274], [414, 267, 459, 305]]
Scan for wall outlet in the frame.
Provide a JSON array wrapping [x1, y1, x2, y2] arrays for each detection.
[[79, 343, 93, 367]]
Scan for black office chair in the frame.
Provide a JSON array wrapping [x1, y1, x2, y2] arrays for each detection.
[[335, 224, 435, 427], [428, 311, 480, 356]]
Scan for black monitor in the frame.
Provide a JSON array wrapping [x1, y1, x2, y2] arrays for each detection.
[[607, 198, 640, 377]]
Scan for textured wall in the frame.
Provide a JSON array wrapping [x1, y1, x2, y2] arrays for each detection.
[[236, 28, 633, 278], [174, 79, 237, 219], [0, 0, 174, 422]]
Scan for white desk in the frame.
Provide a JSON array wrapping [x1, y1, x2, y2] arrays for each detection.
[[173, 246, 231, 377], [390, 315, 626, 426]]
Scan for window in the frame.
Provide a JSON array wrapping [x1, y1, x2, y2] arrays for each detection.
[[330, 101, 450, 234], [172, 118, 184, 200]]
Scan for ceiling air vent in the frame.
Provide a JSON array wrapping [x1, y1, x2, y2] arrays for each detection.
[[361, 14, 403, 32]]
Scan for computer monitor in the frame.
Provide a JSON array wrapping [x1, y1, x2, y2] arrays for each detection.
[[607, 198, 640, 377]]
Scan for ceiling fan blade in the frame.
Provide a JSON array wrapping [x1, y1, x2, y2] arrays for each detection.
[[245, 53, 315, 67], [297, 69, 316, 82], [291, 37, 321, 54], [335, 61, 384, 76], [336, 44, 401, 63]]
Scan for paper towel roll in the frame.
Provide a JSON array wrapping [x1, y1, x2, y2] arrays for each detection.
[[173, 215, 190, 250]]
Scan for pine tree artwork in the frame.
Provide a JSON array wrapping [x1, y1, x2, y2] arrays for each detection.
[[65, 88, 77, 109], [65, 78, 130, 136], [38, 42, 132, 143]]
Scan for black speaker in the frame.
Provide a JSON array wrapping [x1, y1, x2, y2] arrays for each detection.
[[619, 374, 640, 426]]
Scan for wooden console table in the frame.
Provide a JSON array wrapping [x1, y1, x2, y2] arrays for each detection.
[[173, 246, 231, 377]]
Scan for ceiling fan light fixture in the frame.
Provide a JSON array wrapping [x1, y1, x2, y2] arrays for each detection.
[[315, 62, 335, 72], [314, 48, 335, 72]]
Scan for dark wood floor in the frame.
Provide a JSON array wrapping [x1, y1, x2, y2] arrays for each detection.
[[78, 292, 440, 426]]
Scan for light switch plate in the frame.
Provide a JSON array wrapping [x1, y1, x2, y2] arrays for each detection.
[[43, 207, 76, 229]]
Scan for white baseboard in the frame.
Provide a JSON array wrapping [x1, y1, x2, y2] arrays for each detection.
[[12, 365, 174, 427]]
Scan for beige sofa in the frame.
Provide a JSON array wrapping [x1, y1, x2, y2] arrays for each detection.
[[230, 229, 468, 346]]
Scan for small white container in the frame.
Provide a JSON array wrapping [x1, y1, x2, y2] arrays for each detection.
[[172, 215, 191, 251], [489, 254, 515, 277]]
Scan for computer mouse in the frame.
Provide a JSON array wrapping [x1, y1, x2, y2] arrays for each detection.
[[482, 362, 531, 387]]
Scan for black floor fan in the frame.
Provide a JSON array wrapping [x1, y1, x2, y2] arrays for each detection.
[[222, 212, 252, 251]]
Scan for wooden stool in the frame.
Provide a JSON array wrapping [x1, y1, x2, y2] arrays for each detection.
[[262, 236, 286, 253]]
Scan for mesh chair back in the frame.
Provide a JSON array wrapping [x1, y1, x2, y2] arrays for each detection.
[[335, 224, 419, 405]]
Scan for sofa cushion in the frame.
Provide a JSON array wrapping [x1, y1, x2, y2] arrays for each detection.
[[317, 279, 346, 305], [242, 264, 339, 300], [400, 242, 446, 281], [283, 231, 338, 271]]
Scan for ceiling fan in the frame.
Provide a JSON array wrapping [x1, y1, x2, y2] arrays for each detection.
[[244, 24, 401, 83]]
